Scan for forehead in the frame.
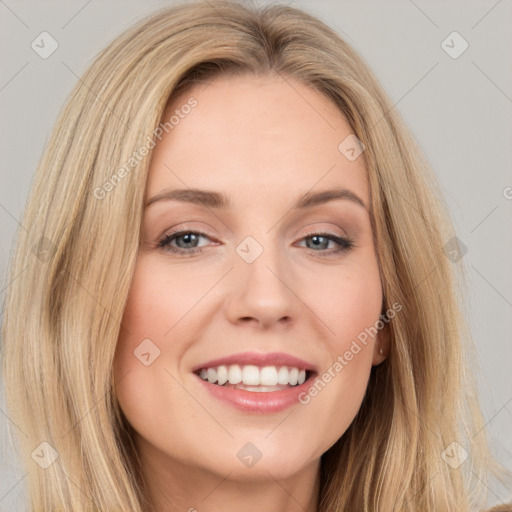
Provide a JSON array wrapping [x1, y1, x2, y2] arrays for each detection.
[[146, 73, 369, 209]]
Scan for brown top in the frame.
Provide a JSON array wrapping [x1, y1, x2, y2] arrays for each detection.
[[486, 504, 512, 512]]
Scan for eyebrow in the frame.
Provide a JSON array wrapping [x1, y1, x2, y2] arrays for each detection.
[[145, 186, 368, 211]]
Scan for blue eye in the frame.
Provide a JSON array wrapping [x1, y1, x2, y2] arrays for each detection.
[[158, 230, 210, 253], [298, 233, 355, 254], [157, 230, 355, 256]]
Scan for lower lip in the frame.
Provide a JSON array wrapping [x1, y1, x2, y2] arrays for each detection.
[[195, 375, 314, 414]]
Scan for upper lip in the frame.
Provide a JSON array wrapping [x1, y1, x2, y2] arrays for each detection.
[[192, 351, 318, 373]]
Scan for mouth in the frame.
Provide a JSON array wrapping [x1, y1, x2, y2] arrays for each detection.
[[194, 364, 315, 392], [191, 352, 318, 413]]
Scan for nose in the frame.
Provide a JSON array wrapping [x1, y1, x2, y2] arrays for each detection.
[[223, 240, 300, 329]]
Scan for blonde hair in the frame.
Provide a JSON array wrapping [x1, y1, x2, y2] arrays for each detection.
[[1, 0, 501, 510]]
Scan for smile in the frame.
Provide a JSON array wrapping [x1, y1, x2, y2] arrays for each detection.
[[195, 364, 311, 391], [192, 352, 318, 413]]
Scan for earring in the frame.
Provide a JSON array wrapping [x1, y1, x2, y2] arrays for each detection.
[[379, 347, 384, 355]]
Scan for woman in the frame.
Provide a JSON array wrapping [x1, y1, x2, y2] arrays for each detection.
[[1, 1, 509, 510]]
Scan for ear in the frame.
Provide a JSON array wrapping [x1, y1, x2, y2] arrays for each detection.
[[372, 319, 390, 366]]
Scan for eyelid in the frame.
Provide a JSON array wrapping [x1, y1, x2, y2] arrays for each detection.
[[157, 223, 217, 242], [296, 223, 349, 239]]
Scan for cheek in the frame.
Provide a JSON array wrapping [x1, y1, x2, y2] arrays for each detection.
[[116, 255, 219, 364], [113, 253, 224, 401], [296, 259, 382, 445], [305, 354, 373, 456], [299, 320, 378, 456], [112, 257, 207, 452], [119, 258, 202, 340], [113, 257, 193, 418], [308, 257, 383, 352]]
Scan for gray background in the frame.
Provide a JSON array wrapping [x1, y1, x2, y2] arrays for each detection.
[[1, 0, 511, 510]]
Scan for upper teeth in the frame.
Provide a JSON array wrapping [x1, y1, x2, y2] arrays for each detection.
[[198, 365, 307, 386]]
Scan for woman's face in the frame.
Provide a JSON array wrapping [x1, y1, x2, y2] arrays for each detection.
[[114, 73, 388, 484]]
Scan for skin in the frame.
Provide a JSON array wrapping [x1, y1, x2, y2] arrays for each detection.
[[113, 73, 389, 512]]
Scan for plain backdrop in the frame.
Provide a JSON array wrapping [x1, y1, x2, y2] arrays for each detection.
[[1, 1, 511, 510]]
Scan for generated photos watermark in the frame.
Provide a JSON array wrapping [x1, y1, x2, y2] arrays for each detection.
[[298, 301, 402, 405], [93, 97, 197, 200]]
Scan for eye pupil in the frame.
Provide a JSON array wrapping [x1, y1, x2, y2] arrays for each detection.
[[178, 233, 199, 248], [307, 235, 329, 250]]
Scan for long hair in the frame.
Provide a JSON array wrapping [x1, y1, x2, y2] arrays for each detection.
[[1, 1, 496, 510]]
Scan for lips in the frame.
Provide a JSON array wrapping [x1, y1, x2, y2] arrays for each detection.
[[191, 351, 318, 413]]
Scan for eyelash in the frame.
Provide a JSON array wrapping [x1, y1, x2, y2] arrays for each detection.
[[157, 229, 355, 257]]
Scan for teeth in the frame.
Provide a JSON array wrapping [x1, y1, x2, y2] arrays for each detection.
[[217, 365, 228, 385], [197, 364, 310, 388], [228, 364, 242, 384], [231, 383, 290, 392], [260, 366, 278, 386], [277, 366, 289, 385], [207, 368, 217, 384], [242, 365, 260, 385]]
